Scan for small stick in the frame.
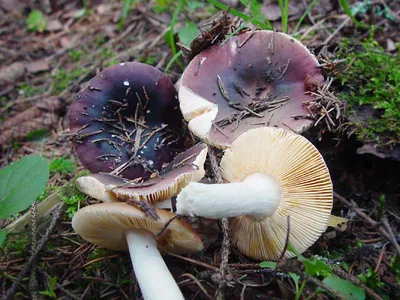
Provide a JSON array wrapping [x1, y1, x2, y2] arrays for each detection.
[[156, 215, 179, 237], [278, 58, 291, 80], [238, 29, 255, 48], [217, 74, 231, 101]]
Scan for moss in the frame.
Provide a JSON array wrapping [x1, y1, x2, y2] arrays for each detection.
[[56, 173, 88, 218], [336, 38, 399, 146]]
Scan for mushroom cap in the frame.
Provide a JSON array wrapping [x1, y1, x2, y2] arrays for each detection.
[[179, 30, 324, 149], [72, 202, 204, 254], [220, 127, 332, 260], [113, 143, 208, 202], [69, 62, 184, 179], [76, 143, 208, 203]]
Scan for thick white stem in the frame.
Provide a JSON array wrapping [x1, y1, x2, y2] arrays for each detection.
[[125, 229, 184, 300], [176, 173, 281, 219]]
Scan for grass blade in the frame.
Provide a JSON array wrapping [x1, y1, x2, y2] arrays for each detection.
[[292, 0, 318, 35], [338, 0, 370, 29], [164, 50, 183, 74], [207, 0, 272, 30]]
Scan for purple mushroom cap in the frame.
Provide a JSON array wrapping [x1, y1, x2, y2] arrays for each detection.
[[69, 62, 184, 179], [179, 30, 324, 149]]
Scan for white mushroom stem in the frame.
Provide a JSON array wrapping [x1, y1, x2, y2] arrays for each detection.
[[176, 173, 282, 219], [125, 229, 184, 300]]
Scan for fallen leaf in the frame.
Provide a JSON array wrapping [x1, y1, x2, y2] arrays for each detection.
[[25, 60, 50, 73], [327, 215, 348, 227], [0, 62, 26, 85], [46, 19, 63, 31]]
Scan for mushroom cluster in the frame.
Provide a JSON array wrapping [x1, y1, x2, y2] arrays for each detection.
[[69, 30, 338, 299], [69, 62, 208, 299]]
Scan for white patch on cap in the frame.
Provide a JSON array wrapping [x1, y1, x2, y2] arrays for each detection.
[[119, 63, 125, 65], [123, 80, 129, 86], [200, 57, 206, 65]]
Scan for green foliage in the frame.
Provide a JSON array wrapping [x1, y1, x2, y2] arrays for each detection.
[[0, 229, 6, 247], [0, 156, 48, 246], [69, 49, 87, 62], [292, 0, 317, 34], [337, 38, 400, 144], [18, 84, 44, 97], [0, 156, 49, 219], [49, 156, 76, 174], [50, 68, 84, 93], [26, 10, 47, 33], [207, 0, 272, 30], [3, 237, 29, 253], [56, 177, 86, 219], [39, 276, 57, 298], [25, 129, 51, 141], [86, 248, 111, 270], [137, 55, 157, 65], [178, 22, 199, 47], [358, 267, 384, 290], [277, 0, 289, 33], [259, 261, 277, 269], [338, 0, 370, 29], [118, 0, 135, 30], [164, 0, 186, 70], [259, 243, 367, 299], [323, 275, 366, 300]]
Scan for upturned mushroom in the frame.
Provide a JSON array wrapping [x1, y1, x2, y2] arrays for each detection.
[[76, 143, 208, 204], [69, 62, 184, 179], [72, 202, 203, 300], [178, 30, 324, 149], [176, 127, 333, 260]]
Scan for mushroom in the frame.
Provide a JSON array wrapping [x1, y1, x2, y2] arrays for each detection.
[[178, 30, 324, 149], [72, 202, 203, 300], [76, 143, 208, 205], [69, 62, 184, 179], [176, 127, 333, 260]]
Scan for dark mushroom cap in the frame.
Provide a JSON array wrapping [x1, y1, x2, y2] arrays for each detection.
[[179, 30, 324, 149], [69, 62, 184, 179], [76, 143, 208, 204]]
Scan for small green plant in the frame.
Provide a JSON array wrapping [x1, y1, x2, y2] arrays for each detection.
[[118, 0, 135, 30], [50, 68, 85, 93], [0, 156, 49, 247], [358, 267, 384, 290], [86, 248, 111, 270], [39, 276, 57, 298], [25, 129, 51, 141], [260, 244, 366, 299], [3, 237, 29, 254], [49, 156, 76, 174], [56, 176, 86, 218], [26, 10, 47, 33]]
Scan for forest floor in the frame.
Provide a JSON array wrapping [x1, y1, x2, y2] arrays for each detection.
[[0, 0, 399, 299]]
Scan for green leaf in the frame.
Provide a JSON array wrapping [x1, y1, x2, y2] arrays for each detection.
[[302, 256, 331, 277], [48, 276, 57, 291], [322, 275, 366, 300], [289, 272, 300, 292], [0, 229, 6, 247], [0, 155, 49, 219], [178, 22, 199, 48], [259, 261, 277, 269], [26, 10, 47, 33]]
